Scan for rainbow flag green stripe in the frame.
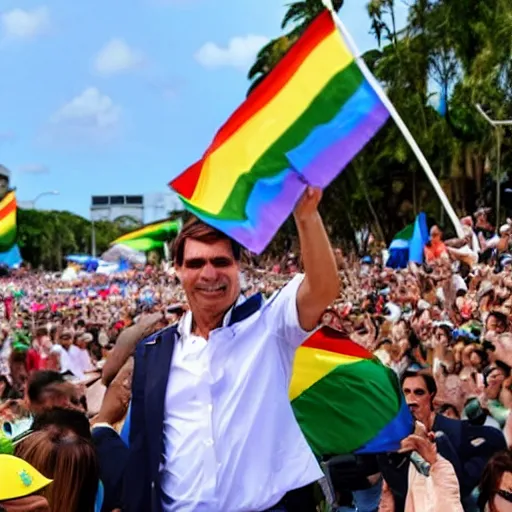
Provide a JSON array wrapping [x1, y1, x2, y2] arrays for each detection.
[[112, 219, 182, 251], [290, 326, 413, 456], [216, 62, 365, 220]]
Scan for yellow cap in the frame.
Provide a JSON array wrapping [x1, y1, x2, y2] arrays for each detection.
[[0, 454, 52, 501]]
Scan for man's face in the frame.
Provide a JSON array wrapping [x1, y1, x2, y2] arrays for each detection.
[[434, 327, 450, 346], [487, 367, 506, 389], [487, 315, 507, 335], [176, 238, 240, 317], [59, 334, 72, 349], [430, 226, 443, 243], [402, 376, 432, 422], [10, 361, 28, 388]]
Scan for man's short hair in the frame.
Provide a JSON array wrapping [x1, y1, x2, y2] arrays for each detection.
[[27, 371, 65, 403], [32, 407, 91, 440], [34, 327, 49, 338], [400, 369, 438, 398], [172, 217, 241, 266]]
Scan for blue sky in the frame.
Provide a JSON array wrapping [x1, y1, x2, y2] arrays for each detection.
[[0, 0, 407, 221]]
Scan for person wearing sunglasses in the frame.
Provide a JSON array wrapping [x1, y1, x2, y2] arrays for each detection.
[[478, 449, 512, 511]]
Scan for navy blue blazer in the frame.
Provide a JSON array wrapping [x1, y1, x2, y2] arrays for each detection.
[[121, 293, 264, 512], [92, 426, 129, 512]]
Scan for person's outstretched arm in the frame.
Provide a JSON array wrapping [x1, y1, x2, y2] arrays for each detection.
[[294, 187, 340, 332]]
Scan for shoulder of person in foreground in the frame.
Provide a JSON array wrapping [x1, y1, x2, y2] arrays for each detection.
[[135, 323, 179, 355]]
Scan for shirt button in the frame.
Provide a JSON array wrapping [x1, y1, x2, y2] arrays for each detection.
[[207, 404, 213, 412], [205, 438, 214, 447]]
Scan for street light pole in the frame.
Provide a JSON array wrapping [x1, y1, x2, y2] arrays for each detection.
[[91, 214, 96, 257], [475, 104, 512, 228], [28, 190, 59, 209]]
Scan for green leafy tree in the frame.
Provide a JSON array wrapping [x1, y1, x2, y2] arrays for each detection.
[[17, 209, 129, 270]]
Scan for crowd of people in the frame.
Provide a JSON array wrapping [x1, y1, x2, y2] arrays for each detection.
[[2, 201, 512, 511]]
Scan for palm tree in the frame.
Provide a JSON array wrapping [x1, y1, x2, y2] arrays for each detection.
[[247, 0, 344, 95], [280, 0, 344, 32]]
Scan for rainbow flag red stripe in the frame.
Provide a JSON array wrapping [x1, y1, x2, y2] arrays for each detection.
[[290, 326, 413, 456], [170, 9, 389, 253]]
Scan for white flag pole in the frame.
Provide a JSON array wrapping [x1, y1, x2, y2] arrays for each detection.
[[322, 1, 464, 238]]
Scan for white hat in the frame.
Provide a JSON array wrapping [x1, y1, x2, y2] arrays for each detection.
[[417, 299, 431, 311], [384, 302, 402, 323]]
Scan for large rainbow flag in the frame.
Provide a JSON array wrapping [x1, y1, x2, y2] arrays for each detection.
[[112, 219, 182, 252], [170, 9, 389, 253], [291, 326, 413, 456]]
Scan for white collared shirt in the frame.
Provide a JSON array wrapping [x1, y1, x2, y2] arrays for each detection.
[[160, 274, 322, 512]]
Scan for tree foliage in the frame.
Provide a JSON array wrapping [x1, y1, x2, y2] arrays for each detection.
[[17, 209, 130, 270], [249, 0, 512, 255]]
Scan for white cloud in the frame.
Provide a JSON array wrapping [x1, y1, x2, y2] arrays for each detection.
[[17, 164, 49, 174], [51, 87, 121, 130], [94, 39, 144, 76], [45, 88, 122, 145], [195, 34, 269, 70], [1, 7, 50, 41]]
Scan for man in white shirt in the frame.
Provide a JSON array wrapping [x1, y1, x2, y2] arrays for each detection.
[[54, 329, 84, 379], [120, 187, 339, 512], [69, 332, 94, 376]]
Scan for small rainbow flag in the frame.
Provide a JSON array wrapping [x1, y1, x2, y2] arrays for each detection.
[[112, 219, 182, 252], [170, 9, 389, 253], [0, 191, 17, 254], [290, 326, 413, 456]]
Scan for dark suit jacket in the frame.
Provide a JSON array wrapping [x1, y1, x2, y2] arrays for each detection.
[[92, 426, 129, 512]]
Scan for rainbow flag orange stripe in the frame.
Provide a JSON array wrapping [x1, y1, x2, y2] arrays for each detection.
[[290, 326, 413, 456], [170, 9, 389, 253]]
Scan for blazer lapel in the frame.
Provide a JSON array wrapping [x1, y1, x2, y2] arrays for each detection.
[[143, 326, 177, 481], [229, 293, 263, 326]]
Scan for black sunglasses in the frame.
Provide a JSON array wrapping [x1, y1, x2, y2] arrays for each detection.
[[497, 490, 512, 503]]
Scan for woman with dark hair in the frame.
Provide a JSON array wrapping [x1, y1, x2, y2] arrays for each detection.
[[478, 449, 512, 511]]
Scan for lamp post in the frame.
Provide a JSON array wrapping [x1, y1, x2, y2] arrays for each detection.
[[475, 105, 512, 228], [91, 214, 96, 257], [27, 190, 59, 209]]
